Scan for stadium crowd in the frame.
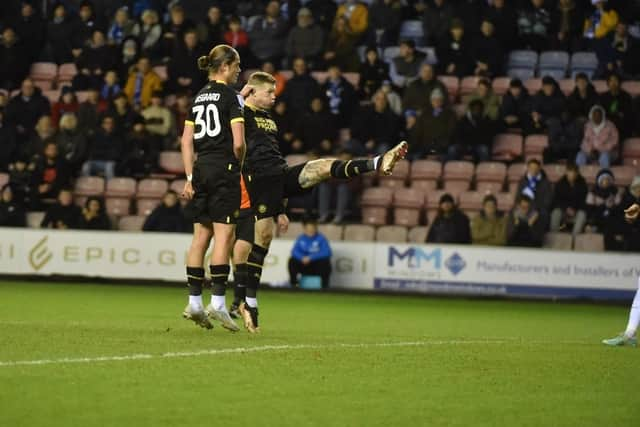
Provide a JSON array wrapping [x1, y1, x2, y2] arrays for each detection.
[[1, 0, 640, 252]]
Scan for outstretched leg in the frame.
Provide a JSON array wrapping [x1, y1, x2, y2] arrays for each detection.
[[602, 276, 640, 347]]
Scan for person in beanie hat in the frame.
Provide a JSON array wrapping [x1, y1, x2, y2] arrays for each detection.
[[426, 193, 471, 244]]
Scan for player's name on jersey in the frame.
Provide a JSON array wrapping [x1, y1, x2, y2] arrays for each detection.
[[194, 93, 221, 103]]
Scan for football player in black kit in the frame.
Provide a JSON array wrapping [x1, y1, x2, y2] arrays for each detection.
[[180, 44, 247, 331], [231, 71, 408, 332]]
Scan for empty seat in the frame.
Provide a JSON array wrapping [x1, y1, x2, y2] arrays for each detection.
[[105, 197, 131, 217], [524, 78, 542, 94], [343, 224, 375, 242], [376, 225, 408, 243], [26, 211, 45, 228], [623, 138, 640, 158], [158, 151, 184, 174], [33, 80, 53, 91], [492, 134, 523, 161], [495, 192, 516, 212], [508, 68, 535, 81], [558, 79, 575, 96], [342, 72, 360, 87], [437, 75, 459, 99], [75, 91, 90, 103], [105, 177, 137, 197], [43, 89, 61, 102], [508, 50, 538, 68], [621, 81, 640, 98], [379, 159, 409, 188], [539, 51, 569, 71], [579, 164, 600, 186], [57, 63, 77, 83], [442, 180, 470, 197], [277, 221, 303, 239], [393, 187, 425, 227], [136, 198, 162, 216], [611, 165, 635, 187], [592, 80, 607, 94], [524, 134, 548, 157], [408, 226, 429, 243], [476, 162, 507, 184], [74, 176, 105, 196], [285, 154, 309, 166], [476, 181, 504, 193], [318, 224, 343, 241], [361, 187, 393, 225], [399, 20, 425, 45], [507, 162, 527, 184], [459, 76, 480, 96], [410, 179, 438, 192], [118, 215, 146, 232], [574, 233, 605, 252], [544, 163, 566, 183], [539, 69, 566, 80], [29, 62, 57, 81], [570, 51, 598, 74], [491, 77, 511, 95], [543, 232, 573, 250], [443, 160, 474, 180], [458, 191, 487, 211], [137, 178, 168, 199], [310, 71, 328, 83]]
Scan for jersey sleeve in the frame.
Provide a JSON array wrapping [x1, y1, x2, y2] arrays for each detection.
[[185, 104, 195, 127], [228, 89, 244, 125]]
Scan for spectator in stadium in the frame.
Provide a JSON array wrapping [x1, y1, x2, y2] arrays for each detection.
[[288, 217, 332, 289], [550, 163, 588, 235], [124, 56, 163, 109], [203, 5, 225, 47], [472, 19, 504, 78], [119, 115, 160, 176], [322, 65, 357, 128], [25, 115, 56, 162], [81, 196, 111, 230], [379, 80, 403, 116], [281, 58, 321, 121], [323, 16, 360, 72], [366, 0, 402, 48], [334, 0, 369, 36], [223, 16, 250, 62], [249, 1, 287, 67], [72, 30, 117, 91], [402, 64, 448, 115], [295, 97, 337, 157], [73, 1, 103, 52], [427, 193, 471, 244], [351, 90, 401, 156], [142, 190, 189, 233], [463, 78, 500, 121], [81, 115, 123, 181], [172, 92, 190, 148], [551, 0, 585, 52], [101, 70, 122, 102], [567, 73, 599, 123], [583, 0, 618, 42], [40, 188, 83, 230], [77, 86, 108, 135], [0, 108, 17, 172], [44, 2, 75, 64], [32, 142, 71, 203], [517, 0, 552, 51], [162, 4, 195, 59], [600, 73, 633, 138], [358, 47, 389, 99], [261, 62, 286, 98], [5, 78, 50, 137], [422, 0, 455, 47], [285, 7, 325, 69], [141, 91, 174, 149], [500, 78, 532, 131], [131, 9, 163, 61], [586, 168, 624, 250], [167, 29, 205, 95], [408, 88, 456, 160], [454, 0, 485, 35], [471, 194, 507, 246], [575, 105, 619, 168], [436, 19, 472, 78], [117, 37, 140, 84], [13, 1, 45, 65], [0, 27, 29, 91], [506, 194, 544, 247], [449, 99, 492, 162], [7, 155, 35, 208], [110, 92, 141, 136], [0, 184, 25, 227], [529, 76, 566, 135], [51, 87, 80, 128], [272, 100, 297, 156], [516, 158, 553, 221], [389, 39, 426, 88], [620, 176, 640, 251], [317, 179, 351, 225], [107, 6, 135, 46], [599, 22, 640, 79], [484, 0, 518, 51], [56, 113, 87, 173]]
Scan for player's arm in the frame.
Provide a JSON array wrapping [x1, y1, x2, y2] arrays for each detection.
[[180, 122, 195, 199], [231, 121, 246, 166]]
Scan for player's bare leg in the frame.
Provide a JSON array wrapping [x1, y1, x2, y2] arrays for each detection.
[[183, 223, 213, 329], [204, 223, 240, 332], [297, 141, 409, 189]]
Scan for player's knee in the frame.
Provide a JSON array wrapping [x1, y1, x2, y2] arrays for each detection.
[[256, 227, 273, 247]]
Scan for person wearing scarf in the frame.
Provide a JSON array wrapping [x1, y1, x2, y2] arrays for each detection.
[[586, 168, 624, 249], [516, 158, 553, 220], [576, 104, 619, 168]]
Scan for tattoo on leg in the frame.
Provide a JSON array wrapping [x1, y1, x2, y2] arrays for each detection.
[[298, 160, 334, 189]]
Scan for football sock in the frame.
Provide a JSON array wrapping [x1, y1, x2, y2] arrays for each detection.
[[624, 287, 640, 338], [330, 159, 376, 179], [210, 264, 230, 311], [186, 267, 204, 309], [246, 244, 268, 306], [233, 263, 248, 306]]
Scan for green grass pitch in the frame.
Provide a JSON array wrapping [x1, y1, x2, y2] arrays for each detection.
[[0, 280, 638, 427]]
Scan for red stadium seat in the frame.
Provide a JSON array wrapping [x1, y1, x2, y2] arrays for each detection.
[[623, 138, 640, 157], [376, 225, 408, 243], [170, 179, 187, 194], [378, 159, 409, 188], [29, 62, 57, 81], [343, 224, 375, 242], [342, 72, 360, 87], [361, 187, 393, 225], [507, 162, 526, 185], [475, 162, 507, 190], [43, 89, 61, 103], [393, 187, 425, 227], [158, 151, 184, 174], [74, 176, 105, 196], [622, 81, 640, 98], [574, 233, 605, 252], [310, 71, 329, 84], [410, 179, 438, 192], [136, 198, 161, 216], [75, 91, 90, 103], [277, 221, 303, 239], [443, 160, 474, 180], [118, 215, 147, 231], [105, 197, 131, 217], [458, 191, 487, 212], [558, 79, 575, 96], [544, 164, 566, 183], [442, 180, 470, 198], [408, 226, 429, 243], [579, 164, 600, 186], [57, 63, 77, 83], [136, 179, 168, 199], [411, 159, 442, 180], [611, 165, 635, 187], [524, 134, 548, 158], [318, 224, 343, 241], [495, 192, 516, 212], [493, 134, 523, 161], [592, 80, 607, 94], [459, 76, 480, 96], [33, 80, 53, 91], [425, 190, 455, 210], [524, 78, 542, 94], [437, 75, 459, 99], [491, 77, 510, 96], [105, 177, 137, 198], [543, 232, 573, 250]]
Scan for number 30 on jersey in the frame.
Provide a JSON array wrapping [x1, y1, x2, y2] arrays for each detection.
[[192, 104, 221, 139]]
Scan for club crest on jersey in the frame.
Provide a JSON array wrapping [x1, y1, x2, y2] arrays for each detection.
[[258, 204, 267, 214]]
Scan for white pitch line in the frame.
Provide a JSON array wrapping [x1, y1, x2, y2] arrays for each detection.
[[0, 340, 517, 368]]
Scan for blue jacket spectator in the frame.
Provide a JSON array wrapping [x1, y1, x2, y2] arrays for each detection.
[[289, 219, 332, 289]]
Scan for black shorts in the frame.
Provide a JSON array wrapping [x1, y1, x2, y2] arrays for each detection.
[[248, 163, 309, 220], [235, 208, 254, 243], [185, 159, 241, 224]]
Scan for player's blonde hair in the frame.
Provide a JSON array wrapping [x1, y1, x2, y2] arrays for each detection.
[[247, 71, 276, 87], [197, 44, 239, 73]]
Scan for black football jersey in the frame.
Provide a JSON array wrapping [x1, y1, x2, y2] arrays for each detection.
[[244, 103, 287, 176], [186, 80, 244, 161]]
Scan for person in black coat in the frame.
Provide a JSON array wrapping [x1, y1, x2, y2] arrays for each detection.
[[436, 19, 473, 78], [350, 90, 401, 156], [321, 65, 357, 128], [550, 163, 588, 235], [72, 30, 117, 91], [482, 0, 518, 51], [566, 73, 599, 122], [167, 28, 206, 95], [500, 79, 532, 131], [600, 73, 634, 139], [13, 1, 45, 65], [81, 115, 124, 180], [358, 47, 389, 100], [32, 142, 71, 204], [4, 79, 51, 137], [472, 19, 504, 78], [272, 100, 297, 156], [0, 27, 30, 91], [0, 184, 25, 227], [426, 193, 471, 244], [294, 97, 338, 156], [515, 158, 553, 222], [449, 99, 492, 162], [119, 116, 160, 176], [143, 191, 190, 233], [45, 3, 76, 64], [41, 188, 83, 230], [0, 108, 17, 172], [281, 58, 321, 121], [81, 196, 111, 230], [422, 0, 455, 47], [507, 194, 544, 247], [528, 76, 566, 135], [550, 0, 584, 52]]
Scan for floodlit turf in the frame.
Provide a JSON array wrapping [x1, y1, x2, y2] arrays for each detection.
[[0, 281, 638, 427]]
